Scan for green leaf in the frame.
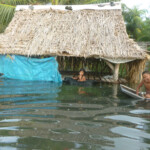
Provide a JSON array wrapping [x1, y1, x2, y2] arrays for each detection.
[[0, 4, 15, 25], [55, 0, 120, 5], [0, 0, 51, 5], [0, 0, 34, 6]]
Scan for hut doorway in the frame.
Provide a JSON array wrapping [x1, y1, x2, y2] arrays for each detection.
[[57, 57, 145, 83], [57, 56, 112, 81]]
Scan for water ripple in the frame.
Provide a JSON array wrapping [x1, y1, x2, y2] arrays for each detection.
[[0, 79, 150, 149], [105, 115, 149, 125], [111, 126, 150, 140]]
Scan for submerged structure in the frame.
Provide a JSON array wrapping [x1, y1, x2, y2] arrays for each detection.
[[0, 3, 147, 83]]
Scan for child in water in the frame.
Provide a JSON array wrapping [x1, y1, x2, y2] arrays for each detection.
[[136, 71, 150, 98], [73, 68, 86, 82]]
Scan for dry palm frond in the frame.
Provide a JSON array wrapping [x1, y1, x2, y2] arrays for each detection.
[[0, 8, 146, 60], [126, 60, 145, 83]]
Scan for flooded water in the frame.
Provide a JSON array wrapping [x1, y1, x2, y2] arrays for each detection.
[[0, 79, 150, 150]]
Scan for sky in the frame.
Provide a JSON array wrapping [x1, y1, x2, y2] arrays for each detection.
[[122, 0, 150, 16]]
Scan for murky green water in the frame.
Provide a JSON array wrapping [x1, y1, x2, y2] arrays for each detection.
[[0, 79, 150, 150]]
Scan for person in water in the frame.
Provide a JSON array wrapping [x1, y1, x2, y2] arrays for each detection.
[[73, 68, 86, 82], [136, 71, 150, 98]]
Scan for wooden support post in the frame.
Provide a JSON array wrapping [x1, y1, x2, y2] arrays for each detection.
[[112, 84, 118, 99], [104, 60, 120, 83], [105, 61, 114, 72], [113, 64, 120, 82]]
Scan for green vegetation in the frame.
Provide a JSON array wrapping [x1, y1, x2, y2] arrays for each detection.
[[137, 18, 150, 41], [0, 0, 51, 33], [122, 4, 150, 42], [52, 0, 120, 5], [0, 0, 46, 33]]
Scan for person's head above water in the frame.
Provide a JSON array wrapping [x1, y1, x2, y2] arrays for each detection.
[[142, 71, 149, 76], [142, 71, 150, 81], [79, 68, 86, 76]]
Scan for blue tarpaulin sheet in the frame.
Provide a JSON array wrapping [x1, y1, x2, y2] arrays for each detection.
[[0, 55, 62, 82]]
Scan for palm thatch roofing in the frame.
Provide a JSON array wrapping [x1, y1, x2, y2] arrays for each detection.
[[0, 3, 146, 63]]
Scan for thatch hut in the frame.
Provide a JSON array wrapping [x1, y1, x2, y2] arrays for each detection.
[[0, 3, 147, 83]]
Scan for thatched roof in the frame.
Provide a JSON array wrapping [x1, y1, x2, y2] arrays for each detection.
[[0, 3, 146, 63]]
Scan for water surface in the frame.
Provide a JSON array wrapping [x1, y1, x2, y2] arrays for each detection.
[[0, 79, 150, 150]]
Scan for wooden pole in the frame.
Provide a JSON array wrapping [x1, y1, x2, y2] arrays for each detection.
[[113, 64, 120, 82], [112, 84, 118, 99], [103, 60, 120, 83], [105, 61, 114, 71]]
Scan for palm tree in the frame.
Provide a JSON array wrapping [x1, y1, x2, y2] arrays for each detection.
[[138, 18, 150, 41], [0, 0, 50, 32], [122, 4, 147, 40]]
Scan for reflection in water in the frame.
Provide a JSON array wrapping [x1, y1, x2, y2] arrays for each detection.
[[0, 136, 19, 143], [112, 84, 118, 98], [78, 87, 87, 95], [105, 115, 149, 125], [0, 147, 17, 150], [136, 100, 150, 109], [0, 126, 19, 131], [105, 137, 150, 150], [0, 79, 150, 150], [130, 109, 150, 114], [111, 126, 150, 139]]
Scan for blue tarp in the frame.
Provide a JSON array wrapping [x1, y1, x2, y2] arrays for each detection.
[[0, 55, 62, 82]]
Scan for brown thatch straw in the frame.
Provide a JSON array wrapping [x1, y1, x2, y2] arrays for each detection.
[[126, 60, 146, 83], [0, 7, 146, 60]]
